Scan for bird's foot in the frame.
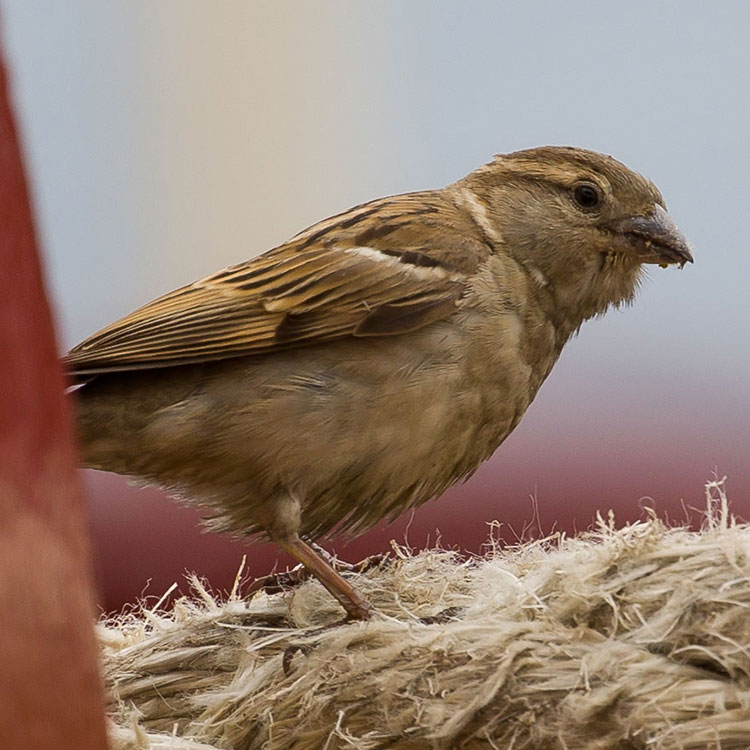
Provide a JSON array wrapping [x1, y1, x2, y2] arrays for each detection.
[[302, 539, 390, 575], [246, 565, 309, 597], [247, 552, 388, 599]]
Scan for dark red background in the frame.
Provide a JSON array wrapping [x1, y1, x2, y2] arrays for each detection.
[[86, 368, 748, 613]]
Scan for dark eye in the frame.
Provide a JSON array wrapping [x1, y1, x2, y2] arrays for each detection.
[[572, 183, 602, 210]]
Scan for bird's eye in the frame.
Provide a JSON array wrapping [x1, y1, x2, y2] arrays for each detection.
[[572, 183, 602, 210]]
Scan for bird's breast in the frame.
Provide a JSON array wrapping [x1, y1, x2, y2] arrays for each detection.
[[235, 304, 550, 535]]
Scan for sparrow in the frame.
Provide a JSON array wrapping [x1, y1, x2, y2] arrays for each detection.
[[65, 146, 693, 619]]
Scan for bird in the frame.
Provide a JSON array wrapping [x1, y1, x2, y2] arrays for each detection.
[[65, 146, 693, 619]]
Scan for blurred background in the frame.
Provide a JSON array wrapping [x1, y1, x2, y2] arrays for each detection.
[[2, 1, 748, 612]]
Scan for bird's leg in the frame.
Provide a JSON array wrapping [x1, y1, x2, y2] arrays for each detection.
[[277, 536, 373, 620]]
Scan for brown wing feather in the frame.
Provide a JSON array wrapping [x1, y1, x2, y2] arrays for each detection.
[[64, 191, 490, 375]]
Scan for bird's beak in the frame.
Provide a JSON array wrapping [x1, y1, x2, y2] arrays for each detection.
[[609, 204, 694, 267]]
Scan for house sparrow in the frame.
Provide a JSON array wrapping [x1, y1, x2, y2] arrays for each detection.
[[65, 146, 692, 619]]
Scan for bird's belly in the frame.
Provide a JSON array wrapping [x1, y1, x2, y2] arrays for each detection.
[[77, 312, 542, 539], [175, 317, 536, 537]]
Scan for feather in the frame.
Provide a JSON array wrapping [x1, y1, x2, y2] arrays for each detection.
[[64, 192, 491, 376]]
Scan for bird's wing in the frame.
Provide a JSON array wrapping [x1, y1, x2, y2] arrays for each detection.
[[64, 192, 491, 375]]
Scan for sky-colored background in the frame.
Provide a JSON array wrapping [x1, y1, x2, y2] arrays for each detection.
[[2, 2, 748, 610]]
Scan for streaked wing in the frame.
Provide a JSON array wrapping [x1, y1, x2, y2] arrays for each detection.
[[64, 192, 490, 375]]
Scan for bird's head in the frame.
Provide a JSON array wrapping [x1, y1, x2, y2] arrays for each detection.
[[459, 146, 693, 324]]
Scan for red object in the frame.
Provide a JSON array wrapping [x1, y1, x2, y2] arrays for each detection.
[[0, 48, 109, 750]]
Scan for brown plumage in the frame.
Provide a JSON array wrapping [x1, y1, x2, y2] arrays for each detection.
[[66, 146, 693, 618]]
